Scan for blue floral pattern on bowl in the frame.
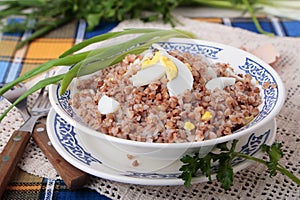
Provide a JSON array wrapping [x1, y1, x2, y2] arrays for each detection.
[[56, 41, 280, 135], [54, 113, 101, 165], [124, 129, 271, 179], [158, 42, 223, 59], [48, 39, 282, 185], [239, 57, 278, 123], [53, 112, 272, 179]]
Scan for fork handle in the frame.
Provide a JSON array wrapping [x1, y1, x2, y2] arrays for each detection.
[[32, 123, 90, 190], [0, 130, 31, 197]]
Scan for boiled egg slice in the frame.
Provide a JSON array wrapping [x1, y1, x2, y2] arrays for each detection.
[[205, 77, 236, 91], [130, 64, 166, 87], [141, 51, 161, 69], [161, 53, 193, 96], [152, 44, 194, 96], [160, 56, 178, 80], [166, 57, 194, 96], [98, 95, 120, 114], [131, 44, 194, 96]]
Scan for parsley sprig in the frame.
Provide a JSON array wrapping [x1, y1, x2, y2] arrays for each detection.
[[179, 140, 300, 190]]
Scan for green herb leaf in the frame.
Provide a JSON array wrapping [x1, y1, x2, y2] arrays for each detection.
[[178, 140, 300, 190], [216, 154, 234, 190], [179, 153, 201, 187], [198, 153, 213, 181], [216, 142, 230, 151], [262, 143, 283, 177]]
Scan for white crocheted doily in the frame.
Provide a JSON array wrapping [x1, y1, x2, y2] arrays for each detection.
[[1, 16, 300, 199]]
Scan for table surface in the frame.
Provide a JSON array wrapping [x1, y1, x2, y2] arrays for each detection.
[[0, 8, 300, 200]]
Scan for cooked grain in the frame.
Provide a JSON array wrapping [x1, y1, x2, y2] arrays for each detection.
[[70, 51, 263, 143]]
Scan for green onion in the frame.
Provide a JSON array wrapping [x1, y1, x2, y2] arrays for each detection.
[[0, 74, 65, 122], [60, 29, 195, 94], [241, 0, 273, 36], [0, 28, 196, 121], [59, 28, 165, 58], [0, 51, 89, 97]]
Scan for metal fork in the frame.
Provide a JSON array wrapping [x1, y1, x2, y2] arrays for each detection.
[[20, 87, 50, 132], [0, 86, 51, 197]]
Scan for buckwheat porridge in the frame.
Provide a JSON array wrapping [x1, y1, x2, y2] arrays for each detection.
[[69, 45, 263, 143]]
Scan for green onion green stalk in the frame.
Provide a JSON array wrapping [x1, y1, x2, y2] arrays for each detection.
[[0, 28, 196, 121]]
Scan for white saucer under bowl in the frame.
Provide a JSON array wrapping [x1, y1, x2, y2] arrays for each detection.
[[46, 108, 277, 186]]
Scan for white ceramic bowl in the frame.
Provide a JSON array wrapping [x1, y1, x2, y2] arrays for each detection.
[[49, 38, 285, 173]]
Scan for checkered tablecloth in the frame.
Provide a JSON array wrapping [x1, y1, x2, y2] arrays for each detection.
[[1, 17, 299, 87], [0, 16, 299, 199]]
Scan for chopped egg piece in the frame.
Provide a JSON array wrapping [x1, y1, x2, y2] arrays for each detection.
[[185, 63, 192, 71], [131, 44, 194, 97], [98, 95, 120, 114], [141, 51, 160, 69], [205, 77, 235, 91], [201, 111, 212, 121], [166, 55, 194, 96], [152, 44, 193, 97], [206, 67, 217, 79], [160, 56, 178, 80], [245, 115, 254, 124], [184, 122, 195, 131], [130, 64, 166, 87]]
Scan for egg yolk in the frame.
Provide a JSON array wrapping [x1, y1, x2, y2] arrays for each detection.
[[201, 111, 212, 121], [160, 56, 178, 81], [141, 51, 161, 69], [184, 121, 195, 131]]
